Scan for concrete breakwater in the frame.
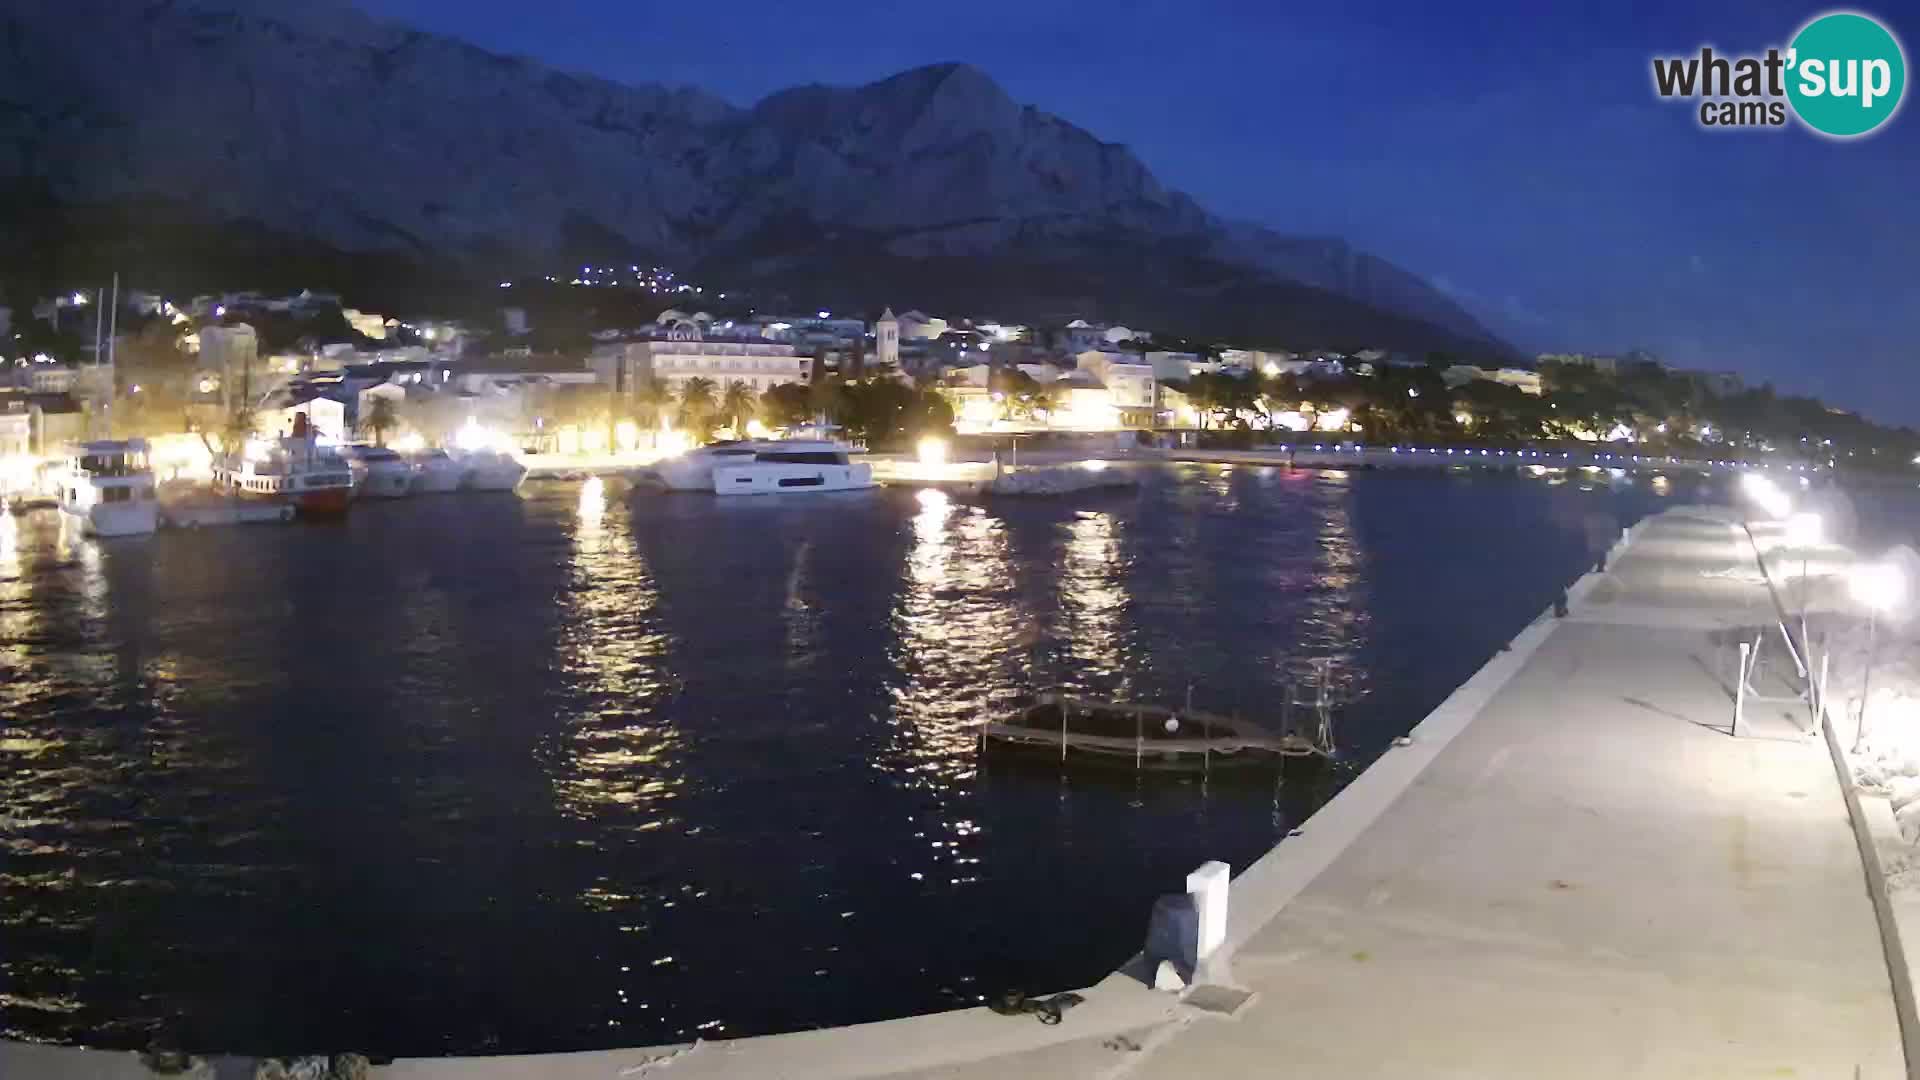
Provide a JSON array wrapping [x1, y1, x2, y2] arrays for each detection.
[[1162, 442, 1823, 476]]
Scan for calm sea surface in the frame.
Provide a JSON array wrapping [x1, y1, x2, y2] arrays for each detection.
[[2, 463, 1711, 1056]]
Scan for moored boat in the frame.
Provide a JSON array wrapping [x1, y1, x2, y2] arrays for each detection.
[[213, 435, 356, 518], [4, 460, 64, 515], [454, 448, 526, 492], [979, 692, 1320, 771], [407, 448, 465, 493], [57, 440, 159, 537], [645, 439, 874, 495], [339, 444, 415, 499]]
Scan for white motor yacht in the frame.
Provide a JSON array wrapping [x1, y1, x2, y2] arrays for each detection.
[[455, 449, 526, 492], [58, 440, 159, 536], [648, 441, 759, 490], [407, 448, 465, 493], [339, 444, 415, 499], [650, 439, 874, 495]]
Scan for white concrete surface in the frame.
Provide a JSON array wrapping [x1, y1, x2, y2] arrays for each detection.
[[1108, 508, 1902, 1079]]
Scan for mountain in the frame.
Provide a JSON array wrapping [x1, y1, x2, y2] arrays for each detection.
[[0, 0, 1505, 356]]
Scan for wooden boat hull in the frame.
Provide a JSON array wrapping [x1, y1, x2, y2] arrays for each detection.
[[978, 694, 1318, 773]]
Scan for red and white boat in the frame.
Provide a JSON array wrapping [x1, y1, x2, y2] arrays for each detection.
[[212, 434, 356, 518]]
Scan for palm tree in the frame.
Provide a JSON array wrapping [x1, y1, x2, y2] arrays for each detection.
[[634, 377, 674, 431], [361, 395, 399, 447], [1028, 383, 1062, 425], [677, 377, 719, 438], [720, 380, 758, 437]]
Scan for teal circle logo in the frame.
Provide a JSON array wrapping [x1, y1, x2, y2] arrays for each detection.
[[1787, 12, 1906, 137]]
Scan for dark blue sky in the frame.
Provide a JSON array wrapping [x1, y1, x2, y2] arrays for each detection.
[[359, 0, 1919, 423]]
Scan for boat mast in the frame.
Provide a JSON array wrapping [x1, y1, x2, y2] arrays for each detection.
[[89, 284, 105, 438], [106, 273, 118, 437]]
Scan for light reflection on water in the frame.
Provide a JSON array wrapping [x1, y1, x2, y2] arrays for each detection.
[[547, 476, 681, 827], [886, 487, 1024, 780], [1058, 510, 1127, 687], [0, 465, 1707, 1056]]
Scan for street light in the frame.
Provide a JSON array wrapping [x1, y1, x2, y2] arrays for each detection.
[[1783, 511, 1826, 638], [1785, 512, 1823, 548], [1740, 472, 1791, 519], [1849, 557, 1909, 752], [916, 435, 948, 467]]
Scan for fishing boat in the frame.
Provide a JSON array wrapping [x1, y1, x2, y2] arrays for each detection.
[[213, 434, 355, 518], [979, 692, 1323, 771]]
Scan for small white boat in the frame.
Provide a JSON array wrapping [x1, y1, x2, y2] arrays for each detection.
[[339, 444, 415, 499], [407, 449, 465, 493], [649, 439, 874, 495], [58, 439, 159, 537], [4, 460, 63, 515], [455, 449, 526, 492]]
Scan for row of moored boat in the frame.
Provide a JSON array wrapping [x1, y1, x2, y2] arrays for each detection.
[[5, 437, 527, 537]]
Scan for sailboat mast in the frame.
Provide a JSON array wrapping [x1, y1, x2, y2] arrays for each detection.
[[107, 273, 118, 368], [90, 286, 105, 438]]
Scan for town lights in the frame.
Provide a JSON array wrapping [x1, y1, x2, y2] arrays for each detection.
[[656, 429, 693, 457], [1740, 472, 1791, 519], [916, 436, 949, 467], [455, 417, 504, 453], [1784, 512, 1823, 549], [1849, 555, 1910, 752], [1848, 559, 1906, 615]]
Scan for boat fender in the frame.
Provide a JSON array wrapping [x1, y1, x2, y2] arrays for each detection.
[[1143, 892, 1199, 985]]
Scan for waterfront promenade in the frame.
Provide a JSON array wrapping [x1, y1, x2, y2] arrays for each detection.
[[2, 506, 1901, 1077], [1111, 505, 1904, 1078]]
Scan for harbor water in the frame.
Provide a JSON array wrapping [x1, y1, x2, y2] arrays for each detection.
[[1, 463, 1705, 1057]]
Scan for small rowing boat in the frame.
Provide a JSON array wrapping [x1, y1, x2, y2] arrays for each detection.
[[979, 692, 1326, 772]]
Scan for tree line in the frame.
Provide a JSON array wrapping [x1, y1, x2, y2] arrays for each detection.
[[1163, 358, 1920, 467]]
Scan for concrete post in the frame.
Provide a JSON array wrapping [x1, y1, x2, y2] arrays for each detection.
[[1735, 641, 1749, 738], [1187, 861, 1231, 966]]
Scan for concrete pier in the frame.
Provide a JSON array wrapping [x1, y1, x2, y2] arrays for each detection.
[[1107, 506, 1902, 1078], [1161, 443, 1822, 477]]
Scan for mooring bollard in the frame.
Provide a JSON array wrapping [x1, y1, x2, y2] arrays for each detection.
[[1187, 861, 1231, 968]]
